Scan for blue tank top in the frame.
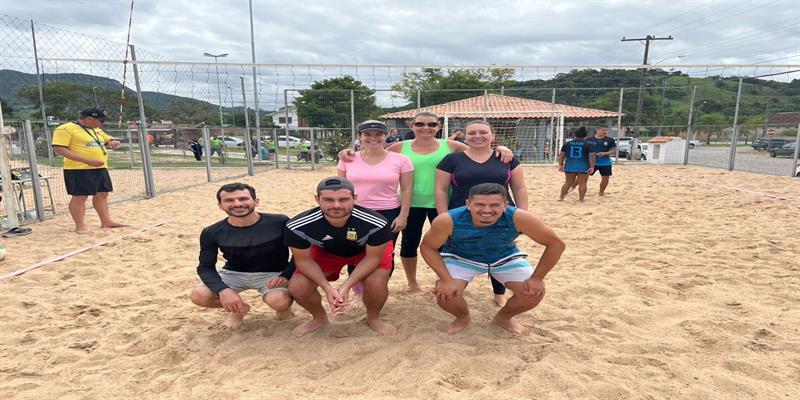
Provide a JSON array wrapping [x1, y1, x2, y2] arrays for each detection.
[[442, 206, 520, 264]]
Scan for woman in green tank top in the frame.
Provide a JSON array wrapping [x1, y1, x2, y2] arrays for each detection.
[[339, 111, 513, 292]]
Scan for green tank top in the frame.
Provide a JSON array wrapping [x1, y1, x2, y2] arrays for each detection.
[[401, 139, 451, 208]]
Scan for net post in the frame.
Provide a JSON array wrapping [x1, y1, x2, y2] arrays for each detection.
[[683, 86, 696, 166], [130, 44, 155, 197], [202, 125, 213, 182], [728, 78, 743, 171], [285, 89, 292, 169], [0, 102, 20, 228], [791, 121, 800, 177], [615, 88, 624, 165], [22, 120, 45, 220], [31, 20, 54, 167]]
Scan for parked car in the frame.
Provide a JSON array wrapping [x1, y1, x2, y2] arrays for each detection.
[[266, 135, 309, 148], [215, 136, 244, 147], [616, 137, 632, 158], [626, 143, 649, 160], [752, 137, 791, 151], [769, 142, 797, 158], [688, 140, 701, 149]]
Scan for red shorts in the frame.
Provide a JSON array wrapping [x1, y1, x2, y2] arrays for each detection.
[[296, 241, 394, 281]]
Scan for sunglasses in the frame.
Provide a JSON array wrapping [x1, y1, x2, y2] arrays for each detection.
[[413, 122, 439, 128]]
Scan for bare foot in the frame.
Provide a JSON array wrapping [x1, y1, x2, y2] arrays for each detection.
[[218, 313, 246, 331], [367, 318, 398, 336], [558, 197, 565, 201], [438, 317, 470, 334], [493, 316, 530, 335], [407, 283, 422, 293], [494, 294, 507, 307], [599, 192, 605, 197], [101, 221, 130, 229], [75, 224, 91, 234], [275, 308, 295, 320], [292, 317, 329, 337]]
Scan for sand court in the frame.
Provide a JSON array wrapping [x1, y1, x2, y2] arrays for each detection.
[[0, 164, 798, 399]]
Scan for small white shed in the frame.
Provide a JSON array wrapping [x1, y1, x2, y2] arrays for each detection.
[[646, 136, 686, 164]]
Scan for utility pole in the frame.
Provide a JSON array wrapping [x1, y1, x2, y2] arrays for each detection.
[[621, 35, 673, 137]]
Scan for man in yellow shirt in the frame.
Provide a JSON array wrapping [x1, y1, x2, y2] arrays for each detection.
[[51, 108, 128, 234]]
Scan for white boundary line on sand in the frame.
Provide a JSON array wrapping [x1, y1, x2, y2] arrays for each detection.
[[666, 176, 800, 203], [0, 217, 179, 282]]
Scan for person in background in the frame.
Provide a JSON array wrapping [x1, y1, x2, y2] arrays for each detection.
[[51, 108, 128, 234], [386, 129, 403, 145]]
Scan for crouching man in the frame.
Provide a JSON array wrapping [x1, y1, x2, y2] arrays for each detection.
[[421, 183, 565, 334], [190, 183, 294, 331]]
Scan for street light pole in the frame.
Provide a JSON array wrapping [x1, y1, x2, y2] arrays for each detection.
[[203, 52, 228, 137]]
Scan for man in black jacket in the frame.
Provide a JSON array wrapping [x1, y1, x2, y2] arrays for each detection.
[[190, 182, 294, 331]]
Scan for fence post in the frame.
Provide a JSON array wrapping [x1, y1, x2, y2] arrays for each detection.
[[240, 77, 254, 176], [792, 121, 800, 177], [284, 89, 292, 169], [416, 88, 421, 109], [683, 86, 696, 166], [0, 102, 20, 228], [202, 125, 213, 182], [310, 127, 316, 171], [127, 128, 134, 169], [615, 88, 624, 165], [728, 78, 743, 171], [549, 88, 557, 163], [130, 44, 156, 197], [22, 120, 45, 221], [30, 20, 53, 167], [350, 90, 356, 145]]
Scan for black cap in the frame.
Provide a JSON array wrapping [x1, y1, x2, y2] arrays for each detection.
[[316, 176, 355, 194], [357, 120, 387, 134], [79, 108, 107, 120]]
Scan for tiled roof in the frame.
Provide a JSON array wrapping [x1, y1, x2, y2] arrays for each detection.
[[647, 136, 679, 143], [380, 94, 621, 120], [766, 112, 800, 126]]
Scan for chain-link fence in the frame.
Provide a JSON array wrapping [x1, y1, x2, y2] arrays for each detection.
[[2, 13, 799, 225]]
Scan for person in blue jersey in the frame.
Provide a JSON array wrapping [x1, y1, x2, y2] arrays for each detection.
[[420, 183, 565, 335], [587, 125, 617, 196], [190, 183, 295, 331], [558, 127, 595, 202]]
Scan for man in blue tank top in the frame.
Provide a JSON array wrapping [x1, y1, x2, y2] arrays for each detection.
[[420, 183, 565, 335]]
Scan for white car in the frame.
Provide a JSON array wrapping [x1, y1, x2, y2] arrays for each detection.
[[216, 136, 244, 147], [275, 135, 309, 148]]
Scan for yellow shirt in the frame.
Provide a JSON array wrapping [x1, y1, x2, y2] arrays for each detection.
[[52, 122, 111, 170]]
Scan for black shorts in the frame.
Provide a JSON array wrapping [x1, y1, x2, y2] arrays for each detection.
[[591, 165, 613, 177], [64, 169, 113, 196]]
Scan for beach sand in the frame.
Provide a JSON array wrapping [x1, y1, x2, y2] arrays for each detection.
[[1, 164, 798, 399]]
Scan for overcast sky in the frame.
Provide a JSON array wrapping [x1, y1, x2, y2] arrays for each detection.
[[2, 0, 798, 67]]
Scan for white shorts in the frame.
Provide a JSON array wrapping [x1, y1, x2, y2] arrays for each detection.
[[441, 252, 533, 285]]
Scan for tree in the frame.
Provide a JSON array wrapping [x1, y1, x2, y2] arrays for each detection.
[[0, 96, 13, 117], [294, 76, 378, 128], [392, 68, 515, 106], [696, 113, 729, 144]]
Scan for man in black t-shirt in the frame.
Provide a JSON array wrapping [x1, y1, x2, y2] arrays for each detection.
[[587, 125, 617, 196], [190, 183, 294, 331], [285, 177, 396, 337]]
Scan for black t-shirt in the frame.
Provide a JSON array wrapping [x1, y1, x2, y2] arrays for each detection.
[[386, 135, 403, 144], [437, 152, 521, 210], [284, 205, 391, 258], [197, 213, 293, 294]]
